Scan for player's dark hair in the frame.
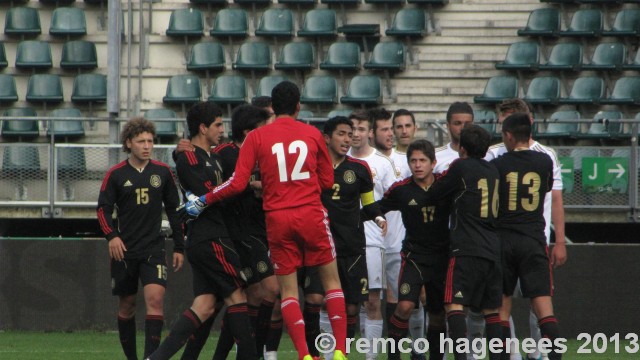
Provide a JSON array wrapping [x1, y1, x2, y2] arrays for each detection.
[[392, 108, 416, 126], [252, 96, 271, 109], [231, 104, 271, 143], [460, 124, 491, 158], [121, 117, 156, 153], [368, 108, 392, 132], [323, 116, 354, 136], [349, 109, 370, 130], [186, 101, 224, 140], [407, 139, 435, 163], [497, 98, 532, 116], [501, 112, 531, 143], [446, 102, 474, 123], [271, 81, 300, 116]]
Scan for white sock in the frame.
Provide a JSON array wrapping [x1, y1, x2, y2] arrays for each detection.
[[320, 309, 333, 334], [365, 318, 383, 359], [467, 310, 485, 360], [264, 351, 278, 360], [529, 308, 542, 359], [509, 316, 522, 360], [359, 304, 367, 338], [409, 304, 425, 341]]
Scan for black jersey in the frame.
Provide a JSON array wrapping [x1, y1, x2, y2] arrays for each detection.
[[491, 150, 553, 244], [377, 176, 450, 255], [213, 142, 267, 240], [175, 146, 229, 247], [97, 159, 184, 259], [424, 157, 501, 261], [321, 156, 381, 257]]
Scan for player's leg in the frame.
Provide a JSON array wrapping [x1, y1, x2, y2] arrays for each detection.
[[256, 272, 279, 355], [112, 258, 139, 360], [364, 247, 385, 360], [278, 272, 312, 359], [530, 296, 561, 360], [424, 255, 448, 360], [466, 308, 485, 360], [385, 251, 401, 338], [223, 287, 259, 360], [264, 297, 283, 360], [481, 257, 505, 360], [527, 308, 542, 360], [387, 254, 418, 359], [499, 296, 513, 360], [181, 300, 223, 360], [140, 253, 170, 358], [304, 291, 324, 358], [317, 260, 348, 359]]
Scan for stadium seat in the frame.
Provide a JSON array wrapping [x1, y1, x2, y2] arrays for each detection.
[[187, 42, 226, 72], [364, 41, 405, 71], [523, 76, 561, 105], [327, 109, 354, 118], [300, 76, 338, 105], [0, 43, 7, 68], [340, 75, 382, 106], [60, 40, 98, 70], [601, 76, 640, 105], [538, 42, 582, 71], [517, 8, 560, 37], [582, 42, 626, 71], [2, 146, 41, 201], [26, 74, 64, 108], [473, 76, 519, 104], [166, 8, 204, 37], [56, 147, 86, 201], [4, 7, 41, 36], [559, 76, 605, 105], [144, 109, 178, 141], [255, 8, 295, 38], [320, 42, 361, 71], [210, 8, 249, 38], [298, 9, 337, 38], [406, 0, 448, 3], [386, 8, 427, 38], [253, 75, 290, 100], [1, 107, 39, 140], [40, 0, 77, 4], [297, 110, 315, 120], [0, 74, 19, 103], [71, 74, 107, 103], [473, 110, 499, 140], [162, 75, 202, 105], [603, 9, 640, 37], [49, 7, 86, 37], [47, 108, 85, 139], [495, 41, 540, 71], [208, 75, 247, 115], [233, 42, 272, 71], [623, 49, 640, 71], [15, 40, 53, 70], [536, 110, 581, 139], [559, 9, 603, 37], [578, 111, 624, 140], [275, 42, 315, 71]]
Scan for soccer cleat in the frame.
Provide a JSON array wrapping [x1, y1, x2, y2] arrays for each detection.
[[333, 350, 347, 360], [303, 355, 314, 360]]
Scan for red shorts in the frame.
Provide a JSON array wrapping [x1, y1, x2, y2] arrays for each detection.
[[265, 205, 336, 275]]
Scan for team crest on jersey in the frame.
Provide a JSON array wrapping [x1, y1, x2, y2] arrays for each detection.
[[400, 283, 410, 295], [150, 175, 161, 188], [395, 167, 401, 177], [371, 169, 377, 179], [343, 170, 356, 184], [242, 267, 253, 280], [257, 261, 269, 273]]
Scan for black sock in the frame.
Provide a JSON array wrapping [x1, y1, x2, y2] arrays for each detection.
[[387, 313, 409, 360], [144, 315, 164, 358], [385, 302, 398, 337], [212, 310, 235, 360], [347, 314, 357, 339], [427, 325, 446, 360], [180, 316, 214, 360], [484, 313, 501, 360], [303, 303, 321, 357], [265, 318, 283, 352], [446, 310, 467, 360], [118, 315, 137, 360], [500, 321, 511, 360], [147, 309, 202, 360], [248, 304, 260, 331], [256, 300, 275, 354], [225, 303, 258, 360], [539, 316, 562, 360]]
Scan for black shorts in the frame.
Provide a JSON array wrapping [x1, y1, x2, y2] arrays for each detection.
[[111, 250, 168, 296], [236, 234, 275, 285], [397, 252, 447, 313], [444, 256, 502, 310], [187, 238, 246, 299], [301, 254, 368, 305], [501, 231, 553, 298]]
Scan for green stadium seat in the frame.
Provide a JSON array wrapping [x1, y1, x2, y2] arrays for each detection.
[[495, 41, 540, 71], [233, 42, 272, 71], [327, 109, 354, 118], [40, 0, 76, 4], [473, 110, 499, 140], [536, 110, 581, 139], [601, 76, 640, 105], [26, 74, 64, 104], [210, 9, 249, 38], [166, 8, 204, 37], [0, 75, 18, 103], [538, 42, 582, 71], [275, 42, 315, 71], [163, 75, 202, 105], [2, 146, 41, 191], [473, 76, 519, 104], [386, 9, 427, 37], [517, 8, 560, 37], [559, 76, 604, 105], [47, 108, 85, 139], [578, 111, 624, 140], [582, 43, 626, 71], [60, 40, 98, 70], [560, 9, 603, 37], [622, 48, 640, 71], [603, 9, 640, 37], [187, 42, 225, 72], [255, 8, 295, 38], [144, 109, 178, 140], [300, 76, 338, 105], [56, 147, 86, 181], [49, 7, 86, 36], [253, 75, 290, 100], [1, 107, 39, 140], [4, 7, 42, 36], [364, 41, 405, 71], [297, 110, 315, 120], [298, 9, 337, 38], [524, 76, 561, 105], [208, 75, 247, 113], [340, 75, 382, 106], [320, 42, 361, 71], [15, 40, 52, 70], [0, 43, 7, 68], [406, 0, 448, 3], [71, 74, 107, 103]]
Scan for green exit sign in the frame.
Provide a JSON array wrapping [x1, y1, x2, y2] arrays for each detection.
[[581, 157, 628, 194], [558, 157, 574, 193]]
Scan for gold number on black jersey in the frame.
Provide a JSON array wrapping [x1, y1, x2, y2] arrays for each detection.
[[331, 184, 341, 200], [478, 179, 499, 218], [505, 172, 541, 211], [360, 278, 368, 295], [136, 188, 149, 205], [156, 264, 167, 280], [421, 206, 436, 223]]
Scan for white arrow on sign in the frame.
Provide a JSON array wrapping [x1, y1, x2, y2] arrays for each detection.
[[608, 163, 625, 179], [560, 164, 571, 174]]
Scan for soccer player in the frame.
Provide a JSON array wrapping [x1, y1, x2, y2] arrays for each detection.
[[347, 109, 398, 360], [423, 125, 502, 360], [433, 102, 474, 174], [491, 113, 562, 360], [97, 117, 185, 359], [147, 102, 257, 360], [377, 139, 450, 360], [185, 81, 348, 360], [252, 95, 276, 124]]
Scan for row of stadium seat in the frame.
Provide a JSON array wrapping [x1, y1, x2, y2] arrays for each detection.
[[0, 73, 106, 106], [540, 0, 640, 5], [0, 40, 98, 70], [0, 107, 85, 140], [3, 7, 90, 37], [187, 0, 447, 6], [518, 8, 640, 38]]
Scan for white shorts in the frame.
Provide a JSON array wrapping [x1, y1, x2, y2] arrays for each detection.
[[385, 251, 401, 299], [366, 246, 385, 290]]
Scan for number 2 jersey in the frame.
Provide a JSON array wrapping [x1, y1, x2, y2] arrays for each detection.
[[97, 159, 184, 258]]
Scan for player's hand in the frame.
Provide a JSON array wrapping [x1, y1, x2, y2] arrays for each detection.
[[375, 216, 388, 236], [172, 252, 184, 272], [250, 180, 263, 198], [108, 237, 127, 261], [175, 139, 194, 154], [551, 242, 567, 268], [185, 191, 207, 217]]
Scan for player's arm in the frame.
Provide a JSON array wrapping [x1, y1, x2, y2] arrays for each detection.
[[97, 173, 126, 261], [175, 152, 214, 197], [548, 153, 567, 268], [423, 163, 462, 204], [162, 169, 185, 272], [172, 138, 194, 162], [316, 132, 335, 190], [204, 133, 256, 205]]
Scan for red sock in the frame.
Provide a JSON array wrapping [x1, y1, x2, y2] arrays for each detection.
[[325, 289, 347, 354], [281, 297, 309, 360]]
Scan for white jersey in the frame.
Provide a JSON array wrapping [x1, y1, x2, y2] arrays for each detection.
[[434, 143, 459, 174], [391, 148, 411, 179], [385, 148, 410, 253], [347, 147, 398, 248], [485, 141, 563, 243]]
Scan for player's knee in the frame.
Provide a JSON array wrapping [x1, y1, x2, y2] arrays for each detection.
[[261, 277, 280, 300], [118, 296, 137, 317], [145, 294, 165, 314], [225, 287, 248, 306], [395, 302, 414, 319], [305, 293, 323, 306]]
